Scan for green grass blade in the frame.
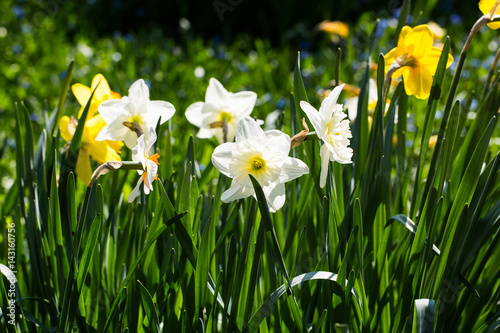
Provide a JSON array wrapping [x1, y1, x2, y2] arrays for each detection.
[[51, 61, 74, 136], [137, 280, 160, 333], [195, 218, 212, 325]]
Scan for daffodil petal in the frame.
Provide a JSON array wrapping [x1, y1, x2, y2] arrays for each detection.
[[128, 174, 145, 203], [98, 98, 130, 124], [479, 0, 500, 15], [59, 116, 74, 142], [235, 117, 265, 143], [397, 26, 412, 46], [143, 101, 175, 126], [88, 141, 116, 164], [95, 119, 129, 142], [213, 121, 237, 143], [344, 96, 359, 122], [264, 130, 291, 156], [132, 134, 147, 168], [85, 115, 107, 139], [185, 102, 206, 127], [419, 47, 453, 73], [71, 83, 92, 108], [212, 142, 238, 177], [76, 149, 92, 185], [384, 47, 404, 70], [226, 91, 257, 117], [206, 78, 229, 106], [300, 101, 327, 137], [91, 74, 112, 103], [278, 157, 309, 183], [404, 25, 434, 59], [319, 84, 344, 121], [124, 130, 140, 149], [319, 143, 331, 188], [128, 79, 150, 105], [262, 182, 286, 213], [197, 127, 216, 139], [221, 182, 253, 202], [403, 65, 433, 99], [144, 160, 158, 193]]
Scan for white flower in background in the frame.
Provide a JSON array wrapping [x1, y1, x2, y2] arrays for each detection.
[[128, 128, 160, 203], [211, 117, 309, 212], [344, 79, 378, 121], [185, 78, 257, 143], [96, 79, 175, 148], [300, 84, 353, 188], [344, 79, 395, 123]]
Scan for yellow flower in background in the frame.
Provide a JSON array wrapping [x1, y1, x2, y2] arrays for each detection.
[[427, 21, 446, 40], [317, 20, 349, 43], [72, 73, 121, 118], [59, 115, 123, 184], [385, 25, 453, 99], [479, 0, 500, 29]]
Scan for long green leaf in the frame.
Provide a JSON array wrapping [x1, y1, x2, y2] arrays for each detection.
[[246, 271, 361, 332]]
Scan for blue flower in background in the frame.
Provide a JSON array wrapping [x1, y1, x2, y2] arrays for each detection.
[[12, 5, 24, 19], [12, 44, 22, 54], [276, 97, 287, 110], [450, 14, 462, 25]]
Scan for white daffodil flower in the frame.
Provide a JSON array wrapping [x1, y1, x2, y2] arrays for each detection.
[[300, 84, 353, 188], [211, 116, 309, 212], [185, 78, 257, 143], [128, 128, 160, 203], [96, 79, 175, 149]]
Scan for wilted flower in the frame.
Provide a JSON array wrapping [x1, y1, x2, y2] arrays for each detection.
[[185, 78, 257, 143], [384, 24, 453, 99], [211, 117, 309, 212], [300, 84, 353, 188], [96, 79, 175, 148], [128, 128, 160, 203]]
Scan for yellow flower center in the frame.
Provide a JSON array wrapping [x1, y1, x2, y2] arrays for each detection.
[[129, 115, 143, 124], [327, 121, 343, 140], [219, 112, 232, 123], [251, 156, 266, 171]]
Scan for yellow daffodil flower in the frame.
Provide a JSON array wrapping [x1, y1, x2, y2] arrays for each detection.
[[59, 74, 123, 184], [384, 25, 453, 99], [72, 73, 121, 118], [479, 0, 500, 29]]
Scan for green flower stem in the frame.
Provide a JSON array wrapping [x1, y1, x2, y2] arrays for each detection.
[[118, 161, 144, 170]]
